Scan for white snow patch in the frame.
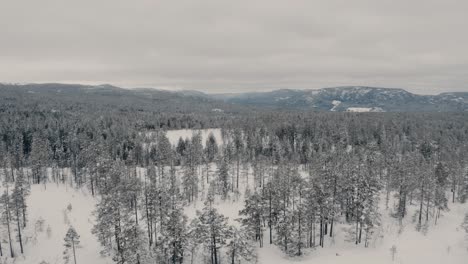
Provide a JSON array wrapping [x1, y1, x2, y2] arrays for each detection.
[[347, 107, 372, 112], [331, 100, 341, 111], [346, 107, 385, 112]]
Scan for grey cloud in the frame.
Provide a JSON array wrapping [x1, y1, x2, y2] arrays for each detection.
[[1, 0, 467, 94]]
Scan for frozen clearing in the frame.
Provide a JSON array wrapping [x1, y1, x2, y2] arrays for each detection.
[[165, 128, 223, 146]]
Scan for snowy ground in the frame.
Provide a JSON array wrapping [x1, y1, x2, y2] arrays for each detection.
[[1, 183, 112, 264], [257, 200, 468, 264]]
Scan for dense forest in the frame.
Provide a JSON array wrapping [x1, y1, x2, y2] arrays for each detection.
[[1, 87, 468, 264]]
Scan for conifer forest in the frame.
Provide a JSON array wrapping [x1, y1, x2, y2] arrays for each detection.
[[1, 86, 468, 264]]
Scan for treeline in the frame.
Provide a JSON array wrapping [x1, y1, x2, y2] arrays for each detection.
[[1, 109, 468, 263]]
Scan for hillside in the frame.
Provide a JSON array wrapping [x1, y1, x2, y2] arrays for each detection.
[[2, 83, 467, 113], [0, 83, 243, 114]]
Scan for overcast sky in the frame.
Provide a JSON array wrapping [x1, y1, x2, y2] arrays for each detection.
[[1, 0, 467, 94]]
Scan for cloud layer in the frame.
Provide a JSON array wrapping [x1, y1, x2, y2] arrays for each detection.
[[1, 0, 467, 94]]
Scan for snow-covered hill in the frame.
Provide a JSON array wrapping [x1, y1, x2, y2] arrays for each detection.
[[213, 86, 468, 112]]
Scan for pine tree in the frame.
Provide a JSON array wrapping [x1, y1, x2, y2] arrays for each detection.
[[226, 227, 256, 264], [217, 153, 231, 199], [11, 168, 29, 253], [191, 196, 232, 264], [92, 161, 150, 264], [360, 159, 381, 247], [175, 137, 186, 165], [239, 191, 265, 247], [154, 163, 188, 264], [156, 132, 173, 176], [1, 188, 14, 258], [205, 133, 219, 164], [63, 226, 80, 264], [273, 164, 296, 253], [462, 213, 468, 251], [182, 139, 199, 203], [415, 153, 431, 230], [459, 167, 468, 203], [232, 128, 244, 190], [434, 162, 449, 224], [30, 133, 49, 184], [204, 133, 219, 184]]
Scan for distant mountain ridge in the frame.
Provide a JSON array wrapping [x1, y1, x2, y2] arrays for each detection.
[[212, 86, 468, 112], [0, 83, 244, 113], [1, 83, 467, 112]]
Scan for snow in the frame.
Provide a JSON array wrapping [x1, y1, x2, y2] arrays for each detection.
[[372, 107, 385, 112], [346, 107, 385, 112], [3, 183, 112, 264], [347, 107, 373, 112], [258, 201, 468, 264], [331, 100, 341, 111]]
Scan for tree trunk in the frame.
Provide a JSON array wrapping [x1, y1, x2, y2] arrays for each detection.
[[319, 218, 323, 247], [236, 157, 240, 189], [269, 187, 273, 244], [72, 239, 77, 264], [418, 181, 425, 228], [21, 192, 27, 228], [16, 198, 24, 253], [90, 173, 95, 196], [231, 248, 235, 264], [426, 191, 431, 221], [5, 188, 15, 258], [134, 195, 138, 225], [358, 222, 363, 244], [213, 236, 218, 264], [298, 212, 302, 255], [330, 174, 337, 237], [10, 167, 15, 182]]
